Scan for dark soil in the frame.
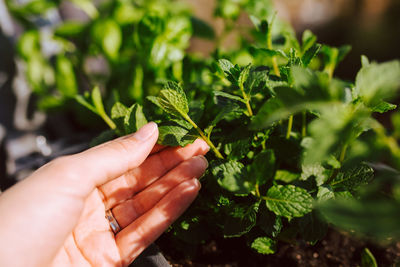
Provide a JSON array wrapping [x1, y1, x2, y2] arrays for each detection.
[[158, 229, 400, 267]]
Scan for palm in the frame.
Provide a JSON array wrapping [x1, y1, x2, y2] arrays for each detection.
[[53, 189, 122, 266], [51, 140, 209, 267]]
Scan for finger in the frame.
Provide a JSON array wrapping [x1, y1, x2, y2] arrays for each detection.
[[111, 155, 208, 228], [115, 179, 200, 265], [99, 139, 209, 209], [150, 144, 166, 154], [40, 122, 159, 196]]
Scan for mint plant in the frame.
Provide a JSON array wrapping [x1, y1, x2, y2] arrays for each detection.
[[8, 0, 400, 256]]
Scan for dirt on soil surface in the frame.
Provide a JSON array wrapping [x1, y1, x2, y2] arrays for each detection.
[[158, 229, 400, 267]]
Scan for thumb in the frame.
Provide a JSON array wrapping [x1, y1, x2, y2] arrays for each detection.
[[49, 122, 159, 194]]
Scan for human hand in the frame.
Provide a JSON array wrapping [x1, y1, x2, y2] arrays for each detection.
[[0, 122, 209, 267]]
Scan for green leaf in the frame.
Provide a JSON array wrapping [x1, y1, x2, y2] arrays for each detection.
[[317, 185, 335, 202], [54, 21, 87, 37], [190, 17, 215, 39], [224, 139, 251, 160], [361, 55, 370, 68], [249, 47, 288, 59], [301, 30, 317, 53], [124, 104, 148, 134], [301, 43, 321, 67], [319, 198, 400, 239], [238, 64, 251, 88], [301, 163, 329, 186], [111, 102, 130, 132], [211, 160, 254, 194], [92, 19, 122, 60], [157, 81, 189, 118], [249, 149, 275, 186], [371, 101, 397, 113], [265, 185, 313, 220], [274, 170, 300, 183], [251, 237, 276, 255], [361, 248, 378, 267], [158, 120, 197, 147], [331, 164, 374, 191], [258, 205, 282, 238], [224, 202, 259, 237], [213, 90, 246, 104], [304, 104, 371, 164], [218, 59, 241, 83], [355, 60, 400, 106], [298, 212, 328, 245]]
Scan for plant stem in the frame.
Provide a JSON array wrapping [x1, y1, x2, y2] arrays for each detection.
[[302, 111, 307, 137], [272, 57, 281, 77], [101, 112, 117, 130], [266, 13, 280, 78], [240, 84, 253, 116], [183, 114, 224, 159], [255, 184, 261, 198], [286, 115, 293, 139]]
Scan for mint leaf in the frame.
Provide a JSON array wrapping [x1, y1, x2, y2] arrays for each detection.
[[211, 160, 254, 194], [301, 30, 317, 53], [238, 64, 251, 88], [157, 81, 189, 118], [190, 17, 215, 39], [158, 120, 197, 147], [274, 170, 300, 183], [124, 103, 148, 134], [258, 205, 282, 238], [331, 164, 374, 191], [224, 139, 252, 160], [301, 43, 321, 67], [111, 102, 129, 132], [355, 60, 400, 106], [361, 248, 378, 267], [55, 55, 78, 97], [371, 101, 397, 114], [251, 237, 276, 255], [249, 149, 276, 186], [224, 202, 259, 237], [265, 185, 313, 220]]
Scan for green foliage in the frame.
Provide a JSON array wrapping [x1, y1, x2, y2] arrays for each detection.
[[251, 237, 277, 255], [9, 0, 400, 257], [361, 248, 378, 267], [265, 185, 313, 220]]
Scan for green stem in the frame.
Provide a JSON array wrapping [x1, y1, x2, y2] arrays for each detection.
[[240, 84, 253, 116], [286, 115, 293, 139], [302, 111, 307, 137], [100, 112, 117, 130], [272, 57, 281, 77], [183, 115, 224, 159], [255, 184, 261, 198]]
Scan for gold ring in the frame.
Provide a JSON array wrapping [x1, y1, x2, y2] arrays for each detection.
[[105, 210, 121, 234]]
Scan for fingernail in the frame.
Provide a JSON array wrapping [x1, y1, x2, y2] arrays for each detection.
[[133, 122, 158, 141], [193, 178, 201, 190], [195, 155, 209, 169]]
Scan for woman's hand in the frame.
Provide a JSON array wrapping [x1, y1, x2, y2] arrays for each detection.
[[0, 122, 209, 267]]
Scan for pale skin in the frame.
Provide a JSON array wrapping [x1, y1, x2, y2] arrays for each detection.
[[0, 122, 210, 267]]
